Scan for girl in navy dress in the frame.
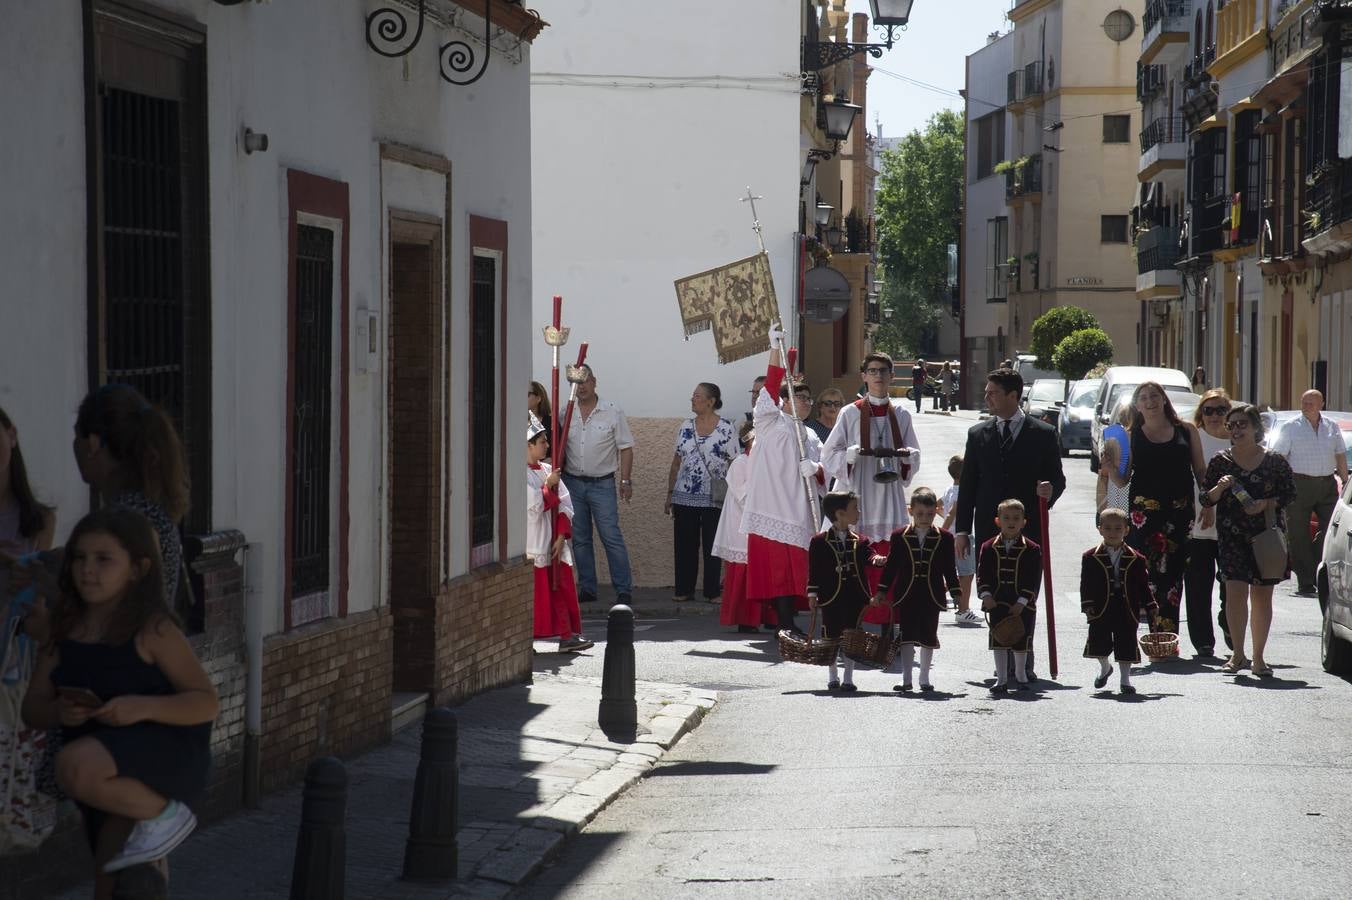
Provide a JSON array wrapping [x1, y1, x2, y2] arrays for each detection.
[[23, 508, 217, 895]]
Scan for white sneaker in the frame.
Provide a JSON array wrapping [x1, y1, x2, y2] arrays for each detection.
[[955, 609, 982, 625], [104, 801, 197, 873]]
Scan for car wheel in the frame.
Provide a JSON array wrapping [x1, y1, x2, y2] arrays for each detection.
[[1321, 600, 1352, 675]]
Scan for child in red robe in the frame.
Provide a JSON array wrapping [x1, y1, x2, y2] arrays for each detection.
[[527, 417, 592, 652]]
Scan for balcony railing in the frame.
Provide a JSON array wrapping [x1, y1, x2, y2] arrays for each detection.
[[1137, 63, 1166, 102], [1140, 116, 1185, 153], [1007, 70, 1019, 103], [1217, 0, 1260, 60], [1023, 61, 1043, 98], [1304, 160, 1352, 238], [1005, 153, 1043, 200], [865, 298, 881, 325], [1136, 225, 1180, 275], [1144, 0, 1189, 36], [1191, 195, 1229, 255]]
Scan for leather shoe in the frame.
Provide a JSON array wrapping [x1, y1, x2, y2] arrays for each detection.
[[1093, 671, 1110, 689], [578, 591, 598, 604], [840, 683, 858, 693], [893, 683, 912, 692], [1119, 684, 1137, 695], [617, 593, 633, 606], [990, 683, 1008, 694]]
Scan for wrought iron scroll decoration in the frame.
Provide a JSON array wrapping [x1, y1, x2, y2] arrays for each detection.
[[365, 0, 540, 86]]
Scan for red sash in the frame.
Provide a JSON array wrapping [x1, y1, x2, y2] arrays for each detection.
[[853, 398, 910, 480]]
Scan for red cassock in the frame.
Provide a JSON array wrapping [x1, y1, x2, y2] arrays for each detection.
[[532, 483, 582, 639], [718, 562, 776, 627]]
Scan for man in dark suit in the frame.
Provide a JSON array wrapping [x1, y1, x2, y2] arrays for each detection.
[[955, 367, 1066, 679]]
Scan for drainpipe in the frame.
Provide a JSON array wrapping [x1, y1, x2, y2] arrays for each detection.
[[243, 541, 264, 808]]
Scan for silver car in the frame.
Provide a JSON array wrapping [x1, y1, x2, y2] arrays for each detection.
[[1057, 378, 1100, 456], [1319, 465, 1352, 674]]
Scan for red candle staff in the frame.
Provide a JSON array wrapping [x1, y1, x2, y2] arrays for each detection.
[[1039, 495, 1059, 678]]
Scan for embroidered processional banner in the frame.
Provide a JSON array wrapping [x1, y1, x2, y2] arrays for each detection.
[[674, 252, 779, 364]]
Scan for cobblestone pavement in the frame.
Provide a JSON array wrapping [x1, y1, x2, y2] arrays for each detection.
[[52, 672, 717, 899]]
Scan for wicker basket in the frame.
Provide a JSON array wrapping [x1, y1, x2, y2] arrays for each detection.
[[1140, 631, 1179, 659], [777, 611, 840, 666], [840, 609, 898, 668]]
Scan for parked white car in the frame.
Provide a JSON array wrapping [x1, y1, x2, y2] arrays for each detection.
[[1089, 366, 1194, 472], [1318, 474, 1352, 674]]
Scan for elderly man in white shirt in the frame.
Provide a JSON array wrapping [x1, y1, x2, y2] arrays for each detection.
[[562, 366, 636, 604], [1270, 389, 1350, 596]]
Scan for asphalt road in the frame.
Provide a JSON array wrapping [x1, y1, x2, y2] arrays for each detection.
[[519, 408, 1352, 899]]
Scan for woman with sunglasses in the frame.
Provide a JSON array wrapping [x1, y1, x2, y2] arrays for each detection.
[[1199, 404, 1297, 676], [1184, 389, 1235, 656], [806, 388, 846, 443]]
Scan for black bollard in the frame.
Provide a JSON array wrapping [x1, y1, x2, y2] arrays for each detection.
[[290, 757, 347, 900], [402, 707, 459, 881], [598, 604, 637, 731]]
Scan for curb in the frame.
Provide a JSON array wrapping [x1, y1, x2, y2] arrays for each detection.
[[450, 682, 718, 896]]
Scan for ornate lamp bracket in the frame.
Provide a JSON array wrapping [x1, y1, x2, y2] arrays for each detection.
[[366, 0, 539, 86], [800, 24, 902, 72]]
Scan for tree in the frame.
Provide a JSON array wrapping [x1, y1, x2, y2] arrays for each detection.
[[1051, 328, 1115, 382], [874, 109, 964, 357], [1029, 306, 1099, 370]]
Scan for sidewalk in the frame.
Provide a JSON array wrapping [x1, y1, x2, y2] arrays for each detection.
[[53, 672, 718, 900]]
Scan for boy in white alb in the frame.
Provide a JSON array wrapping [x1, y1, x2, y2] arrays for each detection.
[[743, 327, 824, 634], [715, 422, 771, 632], [526, 417, 593, 653], [820, 352, 920, 627]]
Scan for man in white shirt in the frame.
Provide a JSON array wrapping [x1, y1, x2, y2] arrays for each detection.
[[562, 366, 635, 604], [1270, 389, 1350, 595]]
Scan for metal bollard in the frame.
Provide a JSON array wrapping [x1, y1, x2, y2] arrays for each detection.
[[598, 604, 637, 731], [289, 757, 347, 900], [402, 707, 459, 881]]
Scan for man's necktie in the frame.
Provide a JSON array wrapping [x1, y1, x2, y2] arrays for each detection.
[[1000, 418, 1013, 452]]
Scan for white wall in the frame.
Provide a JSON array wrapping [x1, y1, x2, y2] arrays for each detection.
[[965, 32, 1014, 344], [530, 1, 802, 419], [0, 3, 90, 534], [0, 0, 533, 635]]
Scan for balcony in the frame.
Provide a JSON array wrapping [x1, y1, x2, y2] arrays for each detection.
[[1139, 116, 1187, 180], [1136, 226, 1182, 298], [1142, 0, 1189, 63], [1303, 160, 1352, 256], [1023, 61, 1043, 99], [1190, 195, 1229, 255], [1137, 63, 1166, 102], [1214, 0, 1264, 72], [1139, 117, 1184, 153], [1004, 153, 1042, 201]]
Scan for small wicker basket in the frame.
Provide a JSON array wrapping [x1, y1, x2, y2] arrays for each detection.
[[840, 609, 898, 668], [777, 610, 840, 666], [1140, 631, 1179, 659]]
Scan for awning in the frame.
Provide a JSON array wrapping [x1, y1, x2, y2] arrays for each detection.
[[1252, 58, 1311, 109], [1195, 113, 1227, 132], [1228, 96, 1261, 113]]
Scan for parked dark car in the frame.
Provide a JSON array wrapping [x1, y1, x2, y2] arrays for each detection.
[[1057, 377, 1100, 457]]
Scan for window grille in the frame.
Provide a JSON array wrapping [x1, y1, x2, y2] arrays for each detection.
[[291, 224, 334, 616], [470, 256, 497, 554]]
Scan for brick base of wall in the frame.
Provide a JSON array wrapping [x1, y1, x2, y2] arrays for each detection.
[[433, 557, 534, 705], [259, 607, 393, 793]]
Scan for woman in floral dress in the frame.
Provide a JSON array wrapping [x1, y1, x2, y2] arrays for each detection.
[[665, 383, 738, 603], [1200, 404, 1296, 677], [1102, 382, 1207, 643]]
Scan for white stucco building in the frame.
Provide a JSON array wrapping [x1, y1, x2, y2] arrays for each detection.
[[529, 0, 805, 588], [962, 29, 1015, 408], [0, 0, 542, 845]]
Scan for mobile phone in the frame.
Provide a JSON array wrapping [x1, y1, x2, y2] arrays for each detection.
[[58, 686, 103, 708]]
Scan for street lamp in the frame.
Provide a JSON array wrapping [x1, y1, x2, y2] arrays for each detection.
[[815, 200, 834, 228], [822, 97, 862, 144], [803, 0, 915, 70]]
